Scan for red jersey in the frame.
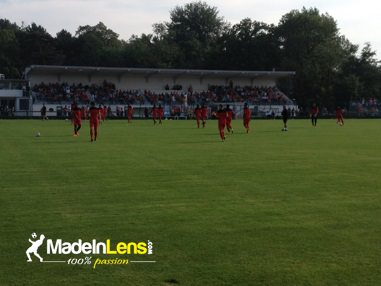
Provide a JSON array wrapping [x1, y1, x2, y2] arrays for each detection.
[[226, 108, 233, 120], [151, 107, 158, 118], [90, 107, 99, 122], [243, 107, 251, 120], [201, 107, 208, 118], [73, 108, 82, 123], [310, 106, 319, 116], [194, 108, 202, 118], [336, 108, 343, 117], [158, 107, 164, 118], [127, 106, 133, 116], [216, 110, 227, 124]]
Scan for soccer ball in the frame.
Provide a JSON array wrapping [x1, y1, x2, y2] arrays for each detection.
[[31, 232, 37, 239], [36, 132, 41, 137]]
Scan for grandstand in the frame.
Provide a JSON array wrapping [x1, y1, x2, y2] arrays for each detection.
[[0, 78, 31, 117], [7, 65, 297, 118]]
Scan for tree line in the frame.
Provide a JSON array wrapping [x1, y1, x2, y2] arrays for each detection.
[[0, 1, 380, 108]]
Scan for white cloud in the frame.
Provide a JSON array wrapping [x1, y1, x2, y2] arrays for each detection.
[[0, 0, 380, 56]]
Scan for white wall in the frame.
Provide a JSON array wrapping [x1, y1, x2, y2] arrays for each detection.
[[0, 90, 23, 97], [29, 71, 278, 91]]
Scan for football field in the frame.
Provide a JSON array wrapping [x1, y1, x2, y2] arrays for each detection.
[[0, 118, 380, 285]]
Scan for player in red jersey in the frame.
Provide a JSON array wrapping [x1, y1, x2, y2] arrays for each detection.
[[72, 103, 82, 136], [216, 104, 227, 141], [127, 105, 133, 123], [310, 103, 319, 127], [225, 104, 234, 133], [103, 105, 108, 121], [98, 105, 103, 122], [151, 104, 158, 125], [158, 104, 164, 124], [336, 106, 344, 126], [243, 103, 251, 133], [201, 105, 208, 128], [89, 102, 100, 142], [194, 104, 202, 128]]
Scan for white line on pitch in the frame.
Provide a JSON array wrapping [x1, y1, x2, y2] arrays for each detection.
[[130, 261, 156, 263], [42, 261, 66, 263]]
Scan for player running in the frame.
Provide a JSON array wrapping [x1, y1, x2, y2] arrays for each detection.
[[127, 105, 133, 123], [216, 104, 227, 141], [103, 105, 108, 121], [336, 106, 344, 126], [151, 104, 158, 125], [281, 105, 289, 131], [225, 104, 234, 133], [201, 105, 208, 128], [158, 104, 164, 124], [72, 103, 82, 136], [194, 104, 202, 128], [243, 103, 251, 133], [89, 102, 100, 142], [310, 103, 319, 127]]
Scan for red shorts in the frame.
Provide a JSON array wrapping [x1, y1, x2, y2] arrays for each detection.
[[74, 119, 81, 125], [90, 120, 99, 129]]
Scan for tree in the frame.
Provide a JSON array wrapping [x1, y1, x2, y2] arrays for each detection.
[[16, 23, 63, 67], [164, 1, 226, 68], [276, 8, 345, 108], [214, 18, 280, 70], [73, 22, 123, 66], [0, 19, 20, 77]]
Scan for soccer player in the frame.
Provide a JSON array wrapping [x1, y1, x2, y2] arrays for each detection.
[[243, 103, 251, 133], [158, 104, 164, 124], [127, 105, 133, 123], [310, 103, 319, 127], [225, 104, 234, 133], [216, 104, 227, 141], [40, 104, 47, 120], [151, 104, 157, 125], [72, 103, 82, 136], [336, 106, 344, 126], [194, 104, 202, 128], [103, 105, 108, 121], [98, 104, 104, 122], [201, 105, 208, 128], [89, 102, 100, 142], [281, 105, 289, 131]]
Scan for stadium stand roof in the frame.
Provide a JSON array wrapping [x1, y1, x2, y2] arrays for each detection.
[[25, 65, 295, 80]]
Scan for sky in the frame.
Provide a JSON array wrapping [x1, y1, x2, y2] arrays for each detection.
[[0, 0, 380, 58]]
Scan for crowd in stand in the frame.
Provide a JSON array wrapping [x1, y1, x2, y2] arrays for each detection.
[[0, 105, 15, 117], [32, 81, 292, 106], [350, 98, 380, 115]]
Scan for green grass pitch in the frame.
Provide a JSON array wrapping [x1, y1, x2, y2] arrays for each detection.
[[0, 119, 380, 285]]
